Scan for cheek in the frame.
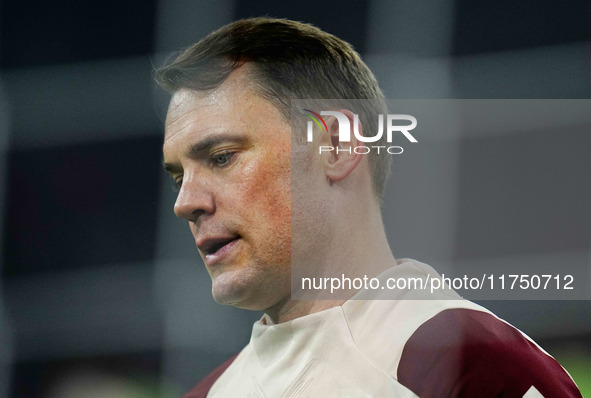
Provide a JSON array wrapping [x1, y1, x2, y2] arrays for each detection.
[[265, 150, 292, 217], [252, 160, 291, 247], [232, 154, 291, 223]]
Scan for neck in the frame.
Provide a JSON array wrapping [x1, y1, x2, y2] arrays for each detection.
[[264, 199, 395, 325], [263, 297, 348, 325]]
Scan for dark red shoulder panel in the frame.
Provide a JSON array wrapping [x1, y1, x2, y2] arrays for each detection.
[[182, 353, 239, 398], [397, 308, 582, 398]]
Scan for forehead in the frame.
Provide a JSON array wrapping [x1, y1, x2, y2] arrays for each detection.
[[165, 82, 246, 141], [163, 67, 286, 145], [166, 67, 251, 118]]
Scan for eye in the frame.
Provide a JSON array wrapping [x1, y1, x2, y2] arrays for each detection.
[[211, 151, 235, 167], [171, 177, 182, 192]]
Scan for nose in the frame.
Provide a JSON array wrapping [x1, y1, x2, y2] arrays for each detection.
[[173, 176, 215, 223]]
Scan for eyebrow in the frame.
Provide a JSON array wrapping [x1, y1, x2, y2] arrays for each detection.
[[162, 133, 248, 174]]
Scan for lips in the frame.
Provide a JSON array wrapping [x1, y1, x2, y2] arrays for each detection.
[[196, 235, 241, 266]]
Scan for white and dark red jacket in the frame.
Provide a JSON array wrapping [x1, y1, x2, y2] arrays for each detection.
[[183, 260, 583, 397]]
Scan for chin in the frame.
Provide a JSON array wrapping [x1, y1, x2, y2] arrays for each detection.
[[212, 291, 263, 311], [211, 274, 255, 308], [211, 279, 281, 312], [212, 290, 245, 307], [209, 265, 290, 310]]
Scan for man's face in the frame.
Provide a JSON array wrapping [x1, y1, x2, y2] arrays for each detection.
[[162, 69, 292, 311]]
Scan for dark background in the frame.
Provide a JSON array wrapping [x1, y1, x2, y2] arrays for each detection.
[[0, 0, 590, 396]]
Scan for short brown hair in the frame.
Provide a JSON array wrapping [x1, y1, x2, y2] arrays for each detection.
[[154, 17, 390, 198]]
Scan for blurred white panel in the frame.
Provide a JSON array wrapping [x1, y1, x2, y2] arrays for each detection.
[[154, 259, 258, 351], [156, 172, 201, 261], [0, 80, 9, 149], [154, 258, 259, 391], [153, 0, 238, 260], [367, 0, 455, 56], [0, 78, 14, 398], [155, 0, 235, 52], [366, 54, 453, 98], [152, 0, 236, 125], [0, 80, 10, 262], [152, 1, 261, 384]]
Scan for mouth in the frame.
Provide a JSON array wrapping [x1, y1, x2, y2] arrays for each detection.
[[197, 235, 241, 265]]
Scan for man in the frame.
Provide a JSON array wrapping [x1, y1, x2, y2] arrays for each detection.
[[156, 18, 582, 397]]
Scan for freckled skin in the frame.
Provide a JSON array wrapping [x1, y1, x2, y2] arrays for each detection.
[[163, 68, 292, 312]]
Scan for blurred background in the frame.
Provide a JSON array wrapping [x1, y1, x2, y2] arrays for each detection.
[[0, 0, 590, 396]]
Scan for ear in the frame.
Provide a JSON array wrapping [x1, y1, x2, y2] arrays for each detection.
[[320, 109, 364, 184]]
